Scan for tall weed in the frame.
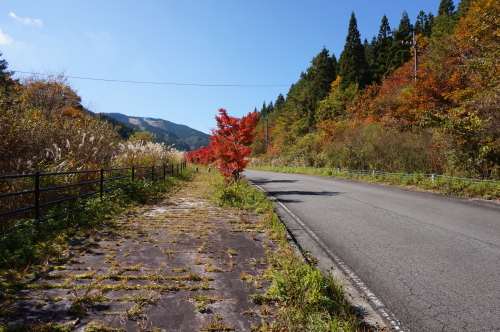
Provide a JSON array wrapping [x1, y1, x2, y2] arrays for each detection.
[[210, 175, 273, 213]]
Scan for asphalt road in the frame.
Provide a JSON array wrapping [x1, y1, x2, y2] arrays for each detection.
[[245, 169, 500, 332]]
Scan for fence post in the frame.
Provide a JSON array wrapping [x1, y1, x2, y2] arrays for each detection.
[[34, 171, 40, 220], [132, 166, 135, 182], [100, 168, 104, 199], [152, 165, 155, 181], [431, 174, 435, 183], [163, 163, 166, 180], [171, 163, 174, 177]]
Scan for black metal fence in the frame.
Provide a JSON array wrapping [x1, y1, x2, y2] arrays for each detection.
[[0, 161, 187, 234]]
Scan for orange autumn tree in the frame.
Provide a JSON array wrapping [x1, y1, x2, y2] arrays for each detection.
[[209, 108, 259, 181]]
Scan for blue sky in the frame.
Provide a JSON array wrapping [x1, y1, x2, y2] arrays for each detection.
[[2, 0, 450, 134]]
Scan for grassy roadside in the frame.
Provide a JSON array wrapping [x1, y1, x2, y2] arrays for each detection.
[[1, 166, 381, 331], [248, 166, 500, 201], [209, 169, 380, 331]]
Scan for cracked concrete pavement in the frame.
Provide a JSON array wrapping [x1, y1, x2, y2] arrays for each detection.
[[1, 173, 278, 331]]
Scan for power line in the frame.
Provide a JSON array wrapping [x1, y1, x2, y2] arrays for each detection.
[[13, 71, 290, 87]]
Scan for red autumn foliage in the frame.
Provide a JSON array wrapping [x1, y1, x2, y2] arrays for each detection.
[[184, 108, 259, 181], [184, 145, 215, 165], [209, 108, 259, 181]]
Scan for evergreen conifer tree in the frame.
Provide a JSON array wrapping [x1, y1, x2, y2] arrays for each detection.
[[260, 101, 267, 117], [364, 37, 377, 82], [0, 52, 13, 86], [431, 0, 457, 46], [387, 11, 413, 74], [456, 0, 473, 18], [373, 14, 393, 82], [438, 0, 455, 16], [331, 53, 338, 68], [339, 12, 370, 89], [274, 94, 285, 111], [306, 47, 337, 103], [415, 11, 434, 37], [266, 101, 274, 115]]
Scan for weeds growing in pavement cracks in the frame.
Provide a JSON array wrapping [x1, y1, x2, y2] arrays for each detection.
[[209, 170, 380, 331], [0, 166, 380, 331]]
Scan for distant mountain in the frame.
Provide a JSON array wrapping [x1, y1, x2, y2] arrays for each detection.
[[104, 113, 209, 151], [97, 113, 135, 140]]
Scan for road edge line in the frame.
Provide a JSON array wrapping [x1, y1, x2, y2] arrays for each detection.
[[250, 181, 405, 331]]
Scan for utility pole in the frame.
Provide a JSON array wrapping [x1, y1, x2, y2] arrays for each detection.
[[403, 31, 418, 82], [265, 115, 269, 152]]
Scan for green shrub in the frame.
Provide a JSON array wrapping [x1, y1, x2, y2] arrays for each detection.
[[210, 174, 273, 213]]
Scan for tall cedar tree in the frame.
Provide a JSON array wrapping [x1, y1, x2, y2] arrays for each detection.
[[430, 0, 458, 64], [279, 48, 337, 135], [305, 47, 337, 103], [304, 47, 337, 127], [364, 37, 377, 82], [274, 94, 285, 111], [280, 76, 313, 137], [438, 0, 455, 16], [387, 11, 413, 73], [432, 0, 457, 40], [260, 101, 275, 118], [268, 101, 274, 114], [261, 101, 267, 117], [373, 15, 393, 82], [209, 108, 259, 181], [414, 11, 434, 38], [339, 12, 370, 89], [456, 0, 473, 18]]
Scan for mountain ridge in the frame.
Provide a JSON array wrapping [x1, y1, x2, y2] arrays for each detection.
[[104, 112, 210, 151]]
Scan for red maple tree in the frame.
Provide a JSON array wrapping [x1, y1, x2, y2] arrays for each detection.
[[209, 108, 259, 181], [184, 145, 215, 165]]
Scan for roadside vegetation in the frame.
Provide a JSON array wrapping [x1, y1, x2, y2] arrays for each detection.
[[210, 170, 379, 331], [0, 64, 189, 273], [247, 0, 500, 181], [0, 168, 192, 272], [186, 0, 500, 198], [0, 75, 191, 270], [248, 166, 500, 201], [1, 167, 377, 332]]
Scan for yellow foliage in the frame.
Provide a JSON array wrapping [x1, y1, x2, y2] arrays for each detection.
[[0, 73, 120, 174]]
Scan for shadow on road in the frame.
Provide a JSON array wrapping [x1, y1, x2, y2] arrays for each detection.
[[250, 178, 298, 185], [268, 190, 343, 203]]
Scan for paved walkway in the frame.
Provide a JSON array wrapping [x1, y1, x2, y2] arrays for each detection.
[[2, 173, 278, 331]]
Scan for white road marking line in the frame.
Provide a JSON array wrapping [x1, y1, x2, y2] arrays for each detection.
[[251, 181, 405, 331]]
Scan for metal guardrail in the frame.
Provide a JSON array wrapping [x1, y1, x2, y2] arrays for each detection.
[[0, 161, 187, 234], [251, 166, 500, 185]]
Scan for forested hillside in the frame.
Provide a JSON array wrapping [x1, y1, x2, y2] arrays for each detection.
[[0, 67, 184, 175], [251, 0, 499, 179], [105, 113, 209, 151]]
